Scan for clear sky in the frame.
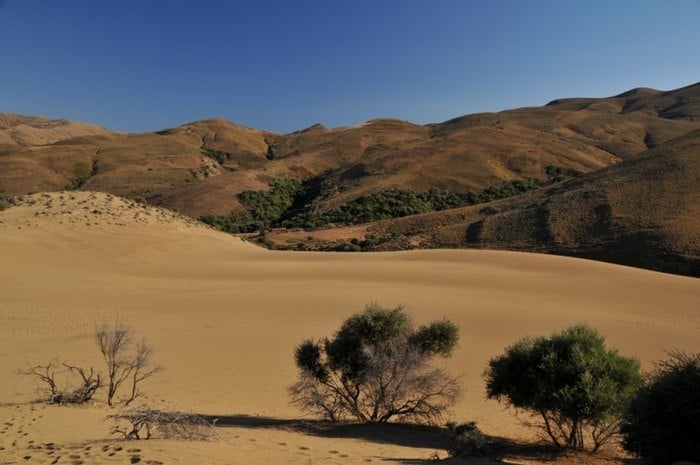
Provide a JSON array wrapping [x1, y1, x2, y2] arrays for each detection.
[[1, 0, 698, 134]]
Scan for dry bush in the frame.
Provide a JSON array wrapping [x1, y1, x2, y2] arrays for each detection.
[[19, 359, 101, 404], [96, 321, 160, 406], [106, 406, 216, 440]]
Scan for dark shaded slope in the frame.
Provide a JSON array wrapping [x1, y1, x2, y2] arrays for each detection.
[[371, 130, 700, 276]]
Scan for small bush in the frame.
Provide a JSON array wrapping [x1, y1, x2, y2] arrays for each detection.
[[620, 352, 700, 464], [20, 359, 101, 404], [444, 421, 491, 458]]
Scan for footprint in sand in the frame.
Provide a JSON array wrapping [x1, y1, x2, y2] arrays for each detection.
[[299, 446, 310, 450], [145, 461, 163, 465], [129, 455, 141, 464]]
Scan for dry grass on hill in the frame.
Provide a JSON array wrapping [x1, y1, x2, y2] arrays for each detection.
[[370, 129, 700, 276]]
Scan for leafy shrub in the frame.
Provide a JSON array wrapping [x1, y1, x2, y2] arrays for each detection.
[[545, 165, 580, 184], [485, 324, 642, 451], [199, 212, 260, 233], [238, 178, 302, 227], [475, 178, 540, 203], [65, 161, 94, 190], [418, 188, 463, 211], [444, 421, 491, 458], [289, 303, 460, 424], [620, 352, 700, 464]]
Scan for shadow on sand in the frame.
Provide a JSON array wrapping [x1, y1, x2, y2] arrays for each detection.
[[203, 414, 445, 450], [202, 414, 642, 464]]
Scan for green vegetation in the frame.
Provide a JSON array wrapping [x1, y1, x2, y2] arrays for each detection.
[[289, 303, 460, 423], [199, 166, 578, 235], [545, 165, 581, 184], [485, 324, 642, 451], [620, 352, 700, 464], [199, 212, 260, 234], [65, 161, 94, 191], [238, 178, 301, 227], [323, 188, 433, 224]]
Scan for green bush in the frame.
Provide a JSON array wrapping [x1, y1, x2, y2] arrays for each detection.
[[418, 188, 463, 211], [620, 352, 700, 464], [485, 324, 642, 451], [289, 303, 460, 424], [199, 212, 260, 233], [238, 178, 302, 227]]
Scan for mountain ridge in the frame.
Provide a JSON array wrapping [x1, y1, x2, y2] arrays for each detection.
[[1, 82, 698, 275]]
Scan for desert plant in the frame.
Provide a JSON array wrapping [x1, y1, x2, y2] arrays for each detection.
[[620, 351, 700, 464], [484, 324, 642, 451], [444, 421, 492, 458], [107, 406, 216, 440], [289, 303, 460, 424], [20, 359, 101, 404], [124, 339, 160, 406], [96, 321, 159, 406]]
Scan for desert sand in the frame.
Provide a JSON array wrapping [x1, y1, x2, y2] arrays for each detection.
[[1, 192, 698, 464]]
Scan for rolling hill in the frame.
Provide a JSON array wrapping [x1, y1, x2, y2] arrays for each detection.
[[369, 129, 700, 276], [1, 82, 698, 275]]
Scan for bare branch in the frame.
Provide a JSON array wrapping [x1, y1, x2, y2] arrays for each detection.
[[106, 406, 216, 440], [19, 359, 101, 404]]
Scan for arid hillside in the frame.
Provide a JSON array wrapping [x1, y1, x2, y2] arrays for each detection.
[[1, 83, 698, 216], [0, 113, 113, 151], [1, 83, 698, 275], [369, 129, 700, 276]]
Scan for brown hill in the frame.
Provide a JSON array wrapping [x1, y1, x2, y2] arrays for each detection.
[[0, 113, 113, 150], [0, 83, 698, 275], [1, 83, 699, 217], [369, 129, 700, 276]]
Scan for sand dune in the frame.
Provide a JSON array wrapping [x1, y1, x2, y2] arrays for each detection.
[[1, 192, 698, 464]]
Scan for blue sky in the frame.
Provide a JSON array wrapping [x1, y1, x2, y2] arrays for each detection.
[[1, 1, 698, 134]]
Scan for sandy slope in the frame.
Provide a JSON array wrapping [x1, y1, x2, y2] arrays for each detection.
[[0, 192, 698, 464]]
